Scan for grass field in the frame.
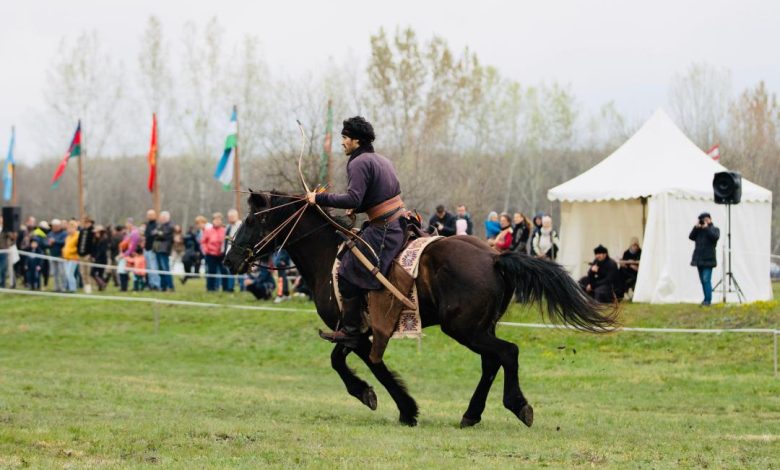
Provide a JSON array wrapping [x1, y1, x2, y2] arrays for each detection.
[[1, 281, 779, 468]]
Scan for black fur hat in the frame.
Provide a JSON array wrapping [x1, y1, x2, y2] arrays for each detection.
[[341, 116, 375, 144], [594, 244, 608, 255]]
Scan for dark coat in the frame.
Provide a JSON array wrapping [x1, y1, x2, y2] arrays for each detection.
[[429, 212, 456, 237], [77, 226, 95, 257], [152, 221, 174, 254], [689, 224, 720, 268], [316, 147, 404, 290], [144, 220, 157, 251]]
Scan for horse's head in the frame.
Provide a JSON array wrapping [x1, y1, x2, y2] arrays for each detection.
[[222, 190, 308, 274]]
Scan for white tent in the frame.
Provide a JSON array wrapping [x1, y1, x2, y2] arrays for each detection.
[[547, 109, 773, 303]]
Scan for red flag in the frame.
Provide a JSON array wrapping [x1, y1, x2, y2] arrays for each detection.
[[51, 121, 82, 187], [706, 144, 720, 161], [147, 113, 157, 192]]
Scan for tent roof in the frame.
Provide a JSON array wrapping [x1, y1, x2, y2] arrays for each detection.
[[548, 109, 772, 203]]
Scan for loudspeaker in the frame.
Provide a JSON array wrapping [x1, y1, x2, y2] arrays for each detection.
[[713, 171, 742, 205], [2, 206, 22, 233]]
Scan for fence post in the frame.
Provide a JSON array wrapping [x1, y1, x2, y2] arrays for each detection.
[[774, 330, 778, 378]]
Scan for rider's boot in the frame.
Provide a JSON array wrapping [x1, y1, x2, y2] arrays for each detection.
[[319, 296, 363, 349]]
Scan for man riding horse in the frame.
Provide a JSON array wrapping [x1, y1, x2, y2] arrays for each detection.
[[306, 116, 406, 348]]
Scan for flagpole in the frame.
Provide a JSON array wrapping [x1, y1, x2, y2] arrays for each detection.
[[326, 98, 333, 187], [233, 105, 241, 217], [78, 119, 85, 220], [153, 113, 161, 214], [10, 126, 18, 206]]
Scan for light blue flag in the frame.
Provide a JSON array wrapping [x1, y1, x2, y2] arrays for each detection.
[[2, 127, 14, 202], [214, 107, 238, 189]]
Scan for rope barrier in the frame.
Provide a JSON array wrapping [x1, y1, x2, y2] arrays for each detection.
[[0, 249, 282, 279], [2, 288, 776, 376]]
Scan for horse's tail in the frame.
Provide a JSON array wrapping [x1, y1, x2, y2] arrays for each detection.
[[494, 252, 619, 332]]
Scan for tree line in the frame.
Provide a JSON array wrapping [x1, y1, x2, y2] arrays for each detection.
[[6, 19, 780, 252]]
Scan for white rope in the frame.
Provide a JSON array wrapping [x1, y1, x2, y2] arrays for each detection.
[[0, 288, 312, 313], [0, 249, 283, 279], [0, 287, 775, 336]]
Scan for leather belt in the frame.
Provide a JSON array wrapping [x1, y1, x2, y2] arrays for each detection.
[[366, 195, 405, 225]]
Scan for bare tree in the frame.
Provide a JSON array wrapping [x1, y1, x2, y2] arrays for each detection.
[[668, 62, 732, 149]]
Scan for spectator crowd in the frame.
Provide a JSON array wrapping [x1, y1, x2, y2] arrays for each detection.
[[0, 208, 304, 304]]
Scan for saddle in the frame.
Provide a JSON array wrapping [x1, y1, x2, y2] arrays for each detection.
[[333, 214, 441, 363]]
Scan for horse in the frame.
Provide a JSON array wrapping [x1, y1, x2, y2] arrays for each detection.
[[223, 191, 618, 428]]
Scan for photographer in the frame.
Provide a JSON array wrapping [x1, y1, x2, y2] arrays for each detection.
[[689, 212, 720, 306]]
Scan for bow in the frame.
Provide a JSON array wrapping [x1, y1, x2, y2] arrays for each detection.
[[295, 120, 380, 263]]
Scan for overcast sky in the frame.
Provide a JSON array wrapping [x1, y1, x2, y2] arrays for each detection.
[[2, 0, 779, 163]]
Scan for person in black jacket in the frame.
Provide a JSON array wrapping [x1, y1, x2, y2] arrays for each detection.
[[90, 225, 109, 291], [428, 205, 456, 236], [77, 217, 96, 293], [143, 210, 161, 290], [689, 212, 720, 306], [510, 212, 531, 254], [152, 211, 175, 292], [578, 244, 618, 303]]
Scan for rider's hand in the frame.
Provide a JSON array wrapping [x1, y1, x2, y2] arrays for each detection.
[[345, 208, 354, 217], [306, 192, 317, 205]]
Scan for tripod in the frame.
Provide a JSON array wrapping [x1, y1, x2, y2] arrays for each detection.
[[712, 204, 745, 303]]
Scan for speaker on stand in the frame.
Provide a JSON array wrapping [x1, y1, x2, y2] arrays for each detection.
[[712, 171, 745, 303]]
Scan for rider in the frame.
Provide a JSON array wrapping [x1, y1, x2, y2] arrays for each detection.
[[307, 116, 406, 348]]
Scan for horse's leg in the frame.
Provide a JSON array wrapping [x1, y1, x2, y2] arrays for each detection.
[[330, 343, 377, 411], [470, 331, 533, 427], [352, 337, 419, 427], [459, 352, 501, 428]]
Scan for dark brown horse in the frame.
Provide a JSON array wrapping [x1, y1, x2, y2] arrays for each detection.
[[223, 191, 617, 427]]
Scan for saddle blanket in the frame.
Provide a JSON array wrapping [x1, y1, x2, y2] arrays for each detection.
[[332, 235, 442, 339]]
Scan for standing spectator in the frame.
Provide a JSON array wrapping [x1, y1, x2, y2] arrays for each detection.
[[689, 212, 720, 306], [428, 205, 456, 237], [129, 246, 147, 291], [223, 209, 242, 291], [484, 211, 500, 241], [16, 217, 35, 287], [531, 215, 559, 260], [90, 225, 109, 291], [510, 212, 531, 254], [121, 218, 141, 259], [200, 212, 226, 292], [274, 249, 291, 303], [181, 216, 206, 284], [107, 225, 125, 287], [529, 212, 544, 255], [62, 219, 80, 293], [25, 238, 44, 290], [47, 219, 67, 292], [171, 224, 185, 275], [77, 216, 96, 293], [153, 211, 175, 292], [578, 245, 619, 303], [143, 210, 161, 290], [455, 204, 474, 236], [0, 214, 6, 288], [33, 221, 51, 288]]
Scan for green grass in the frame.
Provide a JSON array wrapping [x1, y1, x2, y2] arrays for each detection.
[[1, 281, 779, 469]]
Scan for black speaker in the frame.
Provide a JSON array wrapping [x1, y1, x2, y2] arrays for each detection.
[[2, 206, 21, 233], [713, 171, 742, 205]]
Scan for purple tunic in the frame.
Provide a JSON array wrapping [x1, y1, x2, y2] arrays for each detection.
[[316, 149, 404, 290]]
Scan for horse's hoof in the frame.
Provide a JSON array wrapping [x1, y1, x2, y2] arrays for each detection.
[[518, 404, 534, 427], [460, 416, 481, 428], [399, 415, 417, 427], [360, 387, 377, 411]]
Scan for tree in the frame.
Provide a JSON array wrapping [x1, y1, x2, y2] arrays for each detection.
[[668, 62, 732, 149]]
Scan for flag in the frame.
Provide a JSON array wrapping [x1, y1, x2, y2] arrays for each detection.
[[2, 126, 14, 201], [147, 113, 157, 192], [706, 144, 720, 161], [214, 107, 237, 189], [51, 121, 81, 187], [319, 99, 333, 184]]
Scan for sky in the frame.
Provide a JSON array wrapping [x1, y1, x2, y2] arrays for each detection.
[[2, 0, 779, 163]]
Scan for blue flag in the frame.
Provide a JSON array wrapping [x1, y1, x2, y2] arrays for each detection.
[[2, 127, 14, 202], [214, 107, 237, 189]]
